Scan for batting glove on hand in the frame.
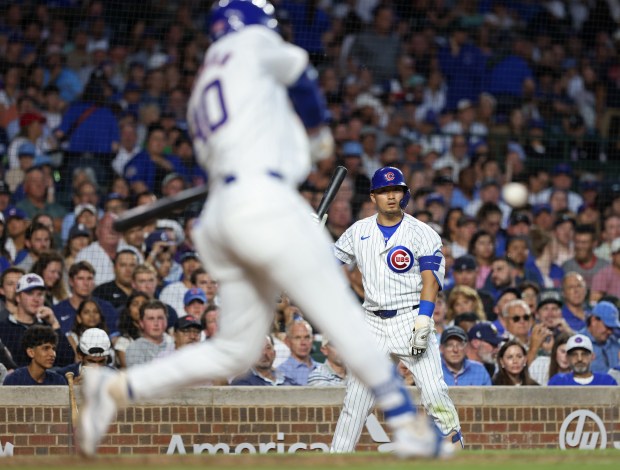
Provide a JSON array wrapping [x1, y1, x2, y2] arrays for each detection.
[[410, 315, 434, 356], [311, 212, 328, 228], [309, 126, 334, 163]]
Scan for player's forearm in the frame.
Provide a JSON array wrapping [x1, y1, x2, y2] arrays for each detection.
[[420, 271, 440, 303]]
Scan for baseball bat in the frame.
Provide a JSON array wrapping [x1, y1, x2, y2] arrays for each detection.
[[316, 166, 348, 218], [112, 184, 208, 232], [66, 372, 78, 453]]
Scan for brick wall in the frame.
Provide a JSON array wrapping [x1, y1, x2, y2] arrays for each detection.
[[0, 387, 619, 456]]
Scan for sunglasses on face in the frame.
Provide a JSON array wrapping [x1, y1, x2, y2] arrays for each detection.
[[511, 314, 531, 323]]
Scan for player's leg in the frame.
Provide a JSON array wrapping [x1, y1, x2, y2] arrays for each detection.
[[77, 209, 278, 456], [330, 374, 375, 452], [401, 332, 462, 446], [245, 182, 450, 457]]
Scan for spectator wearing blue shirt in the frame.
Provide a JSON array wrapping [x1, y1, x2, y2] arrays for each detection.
[[440, 326, 492, 386], [559, 272, 589, 332], [232, 335, 297, 386], [2, 324, 67, 386], [578, 301, 620, 374], [438, 20, 487, 111], [55, 70, 120, 190], [486, 36, 534, 114], [276, 319, 319, 385], [548, 334, 618, 386], [124, 125, 187, 194], [0, 273, 74, 368]]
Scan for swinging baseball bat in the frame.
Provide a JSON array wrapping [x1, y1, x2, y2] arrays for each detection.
[[112, 184, 208, 232], [316, 166, 348, 219]]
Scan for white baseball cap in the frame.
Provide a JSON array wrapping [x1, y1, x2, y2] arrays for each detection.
[[566, 334, 593, 353], [74, 203, 98, 218], [78, 328, 111, 357], [16, 273, 45, 293]]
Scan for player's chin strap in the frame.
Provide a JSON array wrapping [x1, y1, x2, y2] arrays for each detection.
[[451, 430, 465, 448]]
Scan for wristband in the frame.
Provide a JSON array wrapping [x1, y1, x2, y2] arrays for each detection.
[[419, 300, 435, 317]]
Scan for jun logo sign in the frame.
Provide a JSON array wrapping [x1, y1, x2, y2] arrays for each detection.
[[559, 409, 620, 450]]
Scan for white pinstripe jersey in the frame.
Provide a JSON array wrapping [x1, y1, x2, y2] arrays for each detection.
[[334, 213, 445, 311]]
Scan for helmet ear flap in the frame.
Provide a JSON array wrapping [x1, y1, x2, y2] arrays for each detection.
[[399, 189, 411, 210]]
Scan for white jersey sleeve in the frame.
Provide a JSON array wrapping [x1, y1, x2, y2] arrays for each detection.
[[334, 224, 357, 265], [257, 28, 308, 86]]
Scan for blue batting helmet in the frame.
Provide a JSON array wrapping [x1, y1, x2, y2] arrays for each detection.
[[370, 167, 411, 209], [208, 0, 278, 42]]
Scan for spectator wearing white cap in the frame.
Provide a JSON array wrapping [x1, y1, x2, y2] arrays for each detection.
[[56, 327, 115, 384], [578, 301, 620, 373], [548, 334, 617, 386], [590, 238, 620, 302], [0, 274, 73, 368]]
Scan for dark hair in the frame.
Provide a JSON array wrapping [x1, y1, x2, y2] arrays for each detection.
[[476, 202, 502, 222], [442, 207, 464, 242], [139, 299, 168, 320], [25, 222, 52, 241], [548, 332, 571, 379], [574, 224, 596, 237], [31, 250, 68, 301], [468, 229, 494, 256], [22, 324, 58, 353], [200, 303, 219, 330], [190, 267, 206, 285], [68, 260, 96, 278], [118, 291, 149, 340], [0, 267, 26, 286], [71, 299, 108, 337], [492, 340, 538, 386]]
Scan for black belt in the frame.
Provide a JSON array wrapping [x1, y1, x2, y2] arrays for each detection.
[[373, 304, 419, 319], [223, 171, 283, 184]]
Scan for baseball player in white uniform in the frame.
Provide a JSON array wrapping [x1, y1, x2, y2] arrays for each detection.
[[77, 0, 452, 459], [331, 166, 463, 452]]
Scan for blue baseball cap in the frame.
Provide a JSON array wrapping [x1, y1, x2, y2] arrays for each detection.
[[5, 207, 28, 221], [425, 192, 445, 207], [468, 322, 505, 347], [342, 141, 363, 157], [183, 287, 207, 306], [18, 142, 37, 157], [33, 155, 54, 168], [552, 163, 573, 177], [145, 230, 172, 251], [533, 204, 552, 216], [590, 301, 620, 328]]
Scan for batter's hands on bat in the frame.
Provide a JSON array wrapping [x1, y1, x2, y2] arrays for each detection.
[[311, 212, 328, 228], [410, 315, 434, 356], [308, 126, 334, 163]]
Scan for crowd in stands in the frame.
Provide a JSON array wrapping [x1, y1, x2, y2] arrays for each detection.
[[1, 1, 620, 387]]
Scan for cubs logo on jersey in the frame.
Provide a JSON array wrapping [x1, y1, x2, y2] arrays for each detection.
[[386, 246, 414, 273]]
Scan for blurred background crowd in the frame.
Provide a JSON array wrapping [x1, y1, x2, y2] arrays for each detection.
[[0, 0, 619, 387]]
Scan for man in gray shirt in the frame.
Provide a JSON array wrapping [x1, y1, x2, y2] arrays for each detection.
[[125, 299, 174, 368]]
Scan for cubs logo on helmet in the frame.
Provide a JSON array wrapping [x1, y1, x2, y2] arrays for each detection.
[[208, 0, 278, 42], [386, 246, 414, 273], [370, 167, 411, 210]]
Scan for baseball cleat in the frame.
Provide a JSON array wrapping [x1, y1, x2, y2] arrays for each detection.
[[391, 415, 455, 459], [77, 367, 126, 457]]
